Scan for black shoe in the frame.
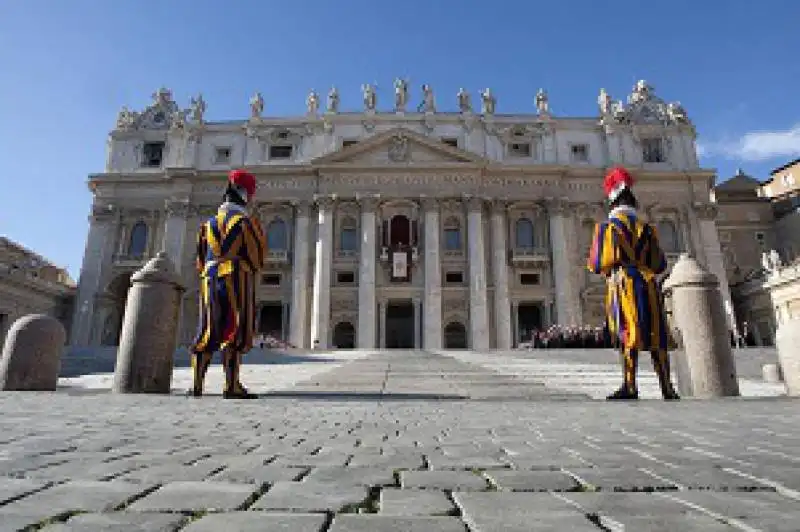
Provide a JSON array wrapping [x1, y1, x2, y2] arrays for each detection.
[[606, 386, 639, 401], [185, 388, 202, 398], [662, 388, 680, 401], [223, 387, 258, 400]]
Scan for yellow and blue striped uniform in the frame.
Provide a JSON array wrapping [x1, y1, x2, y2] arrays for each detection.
[[586, 207, 668, 353], [191, 205, 266, 355]]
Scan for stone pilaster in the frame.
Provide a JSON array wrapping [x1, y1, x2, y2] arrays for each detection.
[[467, 197, 490, 350], [548, 200, 581, 326], [379, 301, 387, 348], [357, 196, 378, 348], [70, 205, 118, 346], [290, 201, 311, 348], [309, 196, 334, 348], [413, 298, 421, 349], [422, 199, 443, 349], [161, 199, 191, 274], [490, 200, 512, 349]]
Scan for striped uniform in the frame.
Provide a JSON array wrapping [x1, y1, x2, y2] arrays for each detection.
[[586, 206, 668, 353], [191, 204, 266, 356]]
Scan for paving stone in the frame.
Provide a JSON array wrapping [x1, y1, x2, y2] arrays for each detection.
[[127, 481, 258, 512], [182, 512, 327, 531], [270, 452, 351, 468], [250, 481, 367, 512], [379, 488, 455, 516], [116, 462, 222, 483], [401, 470, 488, 491], [453, 492, 597, 531], [303, 466, 396, 487], [0, 510, 63, 531], [559, 492, 709, 517], [669, 491, 800, 530], [594, 514, 738, 531], [0, 480, 154, 515], [347, 453, 424, 469], [565, 467, 680, 491], [208, 461, 306, 484], [0, 477, 49, 504], [40, 512, 187, 531], [426, 454, 511, 470], [484, 470, 581, 492], [329, 515, 467, 531], [643, 465, 766, 490]]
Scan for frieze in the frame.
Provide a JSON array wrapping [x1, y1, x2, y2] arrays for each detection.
[[165, 199, 192, 218], [327, 174, 480, 188]]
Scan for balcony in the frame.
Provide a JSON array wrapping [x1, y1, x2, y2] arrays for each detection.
[[336, 249, 358, 261], [380, 246, 418, 263], [511, 247, 550, 268], [112, 253, 147, 269], [265, 250, 289, 264]]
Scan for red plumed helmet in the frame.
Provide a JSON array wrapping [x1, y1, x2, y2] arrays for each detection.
[[603, 167, 634, 202], [228, 169, 257, 200]]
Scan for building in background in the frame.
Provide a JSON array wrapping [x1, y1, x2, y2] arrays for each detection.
[[71, 80, 726, 350], [0, 237, 76, 346]]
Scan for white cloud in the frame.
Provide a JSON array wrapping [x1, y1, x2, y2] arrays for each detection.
[[701, 124, 800, 161]]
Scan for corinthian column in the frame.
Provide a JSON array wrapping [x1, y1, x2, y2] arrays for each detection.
[[467, 197, 490, 350], [548, 199, 581, 326], [290, 201, 311, 348], [357, 196, 378, 348], [422, 198, 442, 349], [309, 196, 334, 348], [491, 200, 512, 349]]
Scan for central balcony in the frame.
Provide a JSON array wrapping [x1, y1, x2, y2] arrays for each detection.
[[511, 247, 550, 268]]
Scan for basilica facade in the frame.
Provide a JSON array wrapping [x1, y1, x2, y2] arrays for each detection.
[[70, 80, 731, 350]]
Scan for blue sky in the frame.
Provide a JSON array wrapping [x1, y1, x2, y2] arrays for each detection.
[[1, 0, 799, 280]]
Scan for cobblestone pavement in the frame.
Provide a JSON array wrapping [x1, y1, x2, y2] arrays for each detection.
[[1, 351, 799, 531]]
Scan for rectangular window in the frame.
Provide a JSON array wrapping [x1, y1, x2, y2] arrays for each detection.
[[261, 274, 281, 285], [340, 228, 358, 252], [509, 143, 532, 157], [337, 271, 355, 284], [142, 142, 164, 168], [520, 273, 540, 285], [444, 229, 461, 250], [445, 271, 463, 284], [214, 147, 232, 164], [269, 145, 293, 159], [342, 139, 358, 148], [570, 144, 589, 162], [441, 138, 458, 148], [642, 138, 665, 163]]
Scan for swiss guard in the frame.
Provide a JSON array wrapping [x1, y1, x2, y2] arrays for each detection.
[[188, 169, 266, 399], [587, 167, 680, 401]]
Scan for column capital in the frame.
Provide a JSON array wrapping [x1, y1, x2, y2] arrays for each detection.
[[463, 195, 486, 212], [692, 202, 718, 221], [313, 194, 337, 210], [356, 193, 380, 212], [545, 197, 571, 217], [165, 199, 191, 218], [490, 199, 508, 215], [290, 199, 311, 216], [89, 204, 118, 223], [420, 197, 439, 212]]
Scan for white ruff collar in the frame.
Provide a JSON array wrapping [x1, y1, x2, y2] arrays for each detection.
[[609, 205, 637, 219], [220, 201, 246, 214]]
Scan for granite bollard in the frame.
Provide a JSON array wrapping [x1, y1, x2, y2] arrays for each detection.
[[663, 253, 740, 398], [0, 314, 66, 391], [112, 251, 185, 394], [775, 318, 800, 395]]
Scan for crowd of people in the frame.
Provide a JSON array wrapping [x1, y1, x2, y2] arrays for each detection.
[[517, 325, 616, 349]]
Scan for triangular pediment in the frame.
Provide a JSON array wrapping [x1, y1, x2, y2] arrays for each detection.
[[312, 127, 485, 165]]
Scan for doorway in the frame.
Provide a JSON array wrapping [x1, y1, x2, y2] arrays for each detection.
[[517, 303, 543, 344], [333, 322, 356, 348], [259, 303, 283, 339], [444, 322, 467, 349], [385, 300, 415, 348]]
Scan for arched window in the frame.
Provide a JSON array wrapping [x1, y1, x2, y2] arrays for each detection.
[[443, 217, 461, 251], [339, 216, 358, 252], [515, 218, 535, 248], [267, 219, 287, 250], [656, 220, 680, 253], [128, 222, 148, 258]]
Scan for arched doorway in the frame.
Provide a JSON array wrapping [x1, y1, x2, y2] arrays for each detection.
[[517, 303, 542, 344], [444, 322, 467, 349], [332, 322, 356, 349], [101, 273, 132, 345]]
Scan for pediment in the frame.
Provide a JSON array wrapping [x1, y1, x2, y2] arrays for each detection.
[[312, 128, 485, 166]]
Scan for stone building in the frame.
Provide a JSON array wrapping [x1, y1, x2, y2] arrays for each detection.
[[713, 159, 800, 345], [70, 80, 730, 350], [0, 237, 75, 346]]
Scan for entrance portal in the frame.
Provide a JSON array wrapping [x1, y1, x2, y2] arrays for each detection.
[[517, 303, 543, 344], [259, 303, 283, 339], [385, 300, 415, 348], [444, 322, 467, 349], [333, 322, 356, 349]]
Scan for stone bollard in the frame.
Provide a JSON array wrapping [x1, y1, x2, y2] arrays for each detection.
[[775, 318, 800, 395], [663, 253, 740, 398], [0, 314, 66, 391], [112, 251, 185, 394]]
